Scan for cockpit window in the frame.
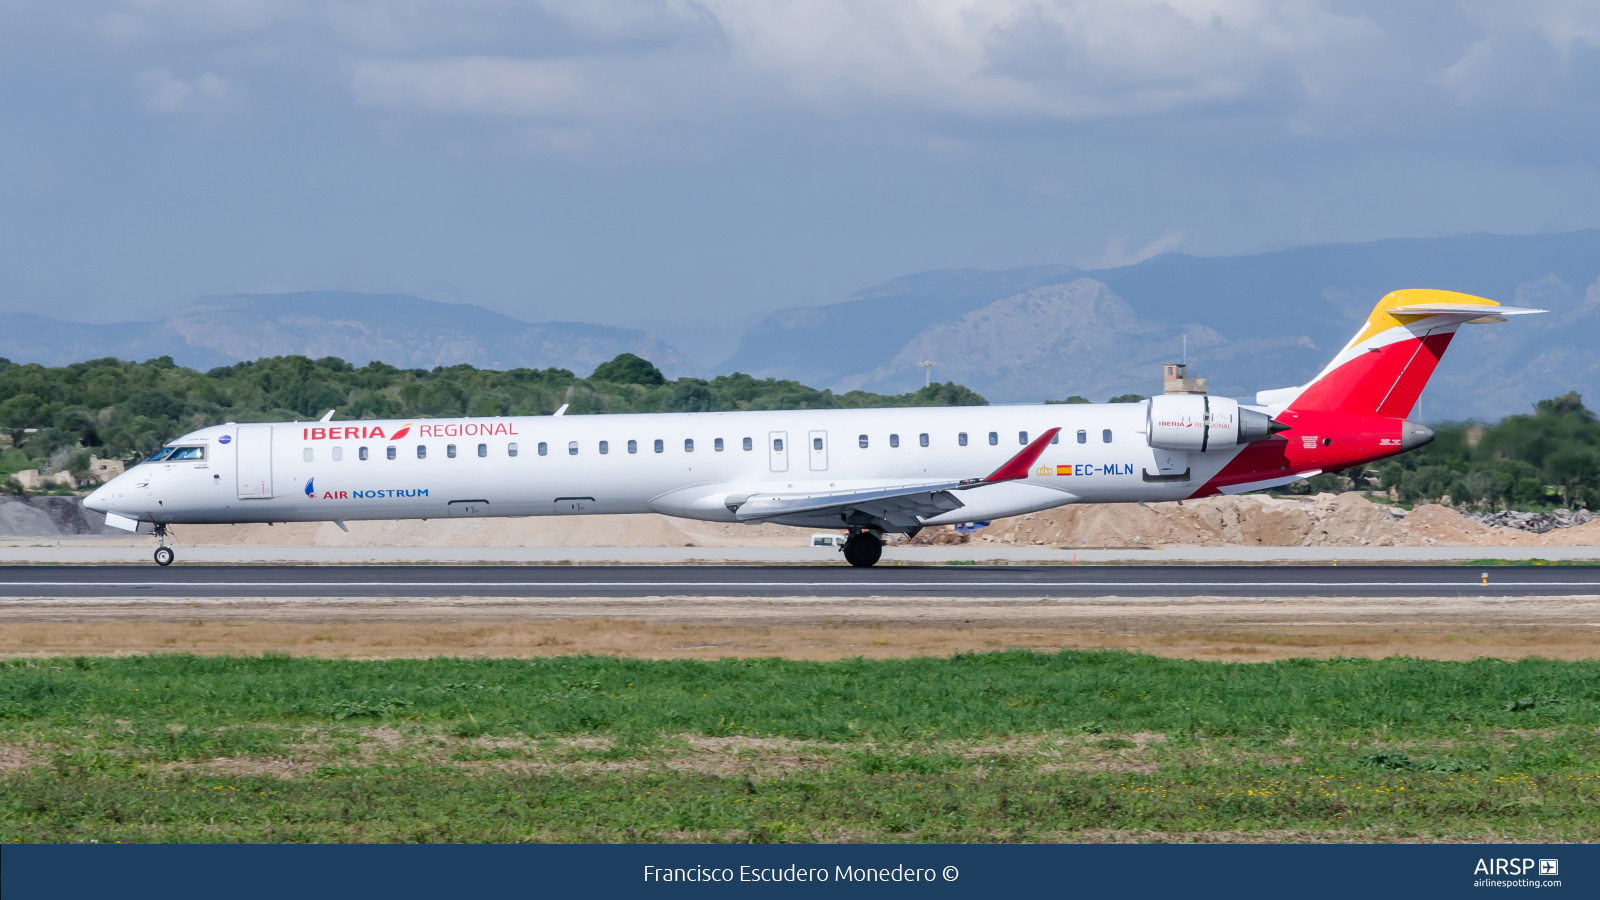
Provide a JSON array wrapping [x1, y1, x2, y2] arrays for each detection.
[[143, 448, 174, 463], [167, 446, 206, 461]]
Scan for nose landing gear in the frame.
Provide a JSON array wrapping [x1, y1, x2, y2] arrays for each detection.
[[153, 524, 175, 566], [841, 529, 883, 568]]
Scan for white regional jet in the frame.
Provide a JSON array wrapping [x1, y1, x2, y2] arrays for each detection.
[[85, 290, 1541, 567]]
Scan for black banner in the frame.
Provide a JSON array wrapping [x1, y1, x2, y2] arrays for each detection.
[[3, 843, 1592, 899]]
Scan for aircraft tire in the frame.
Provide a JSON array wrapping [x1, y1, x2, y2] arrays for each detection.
[[842, 532, 882, 568], [154, 547, 175, 566]]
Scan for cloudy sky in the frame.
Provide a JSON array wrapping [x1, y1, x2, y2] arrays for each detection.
[[3, 1, 1599, 364]]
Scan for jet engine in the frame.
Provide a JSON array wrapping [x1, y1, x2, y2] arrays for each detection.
[[1146, 394, 1281, 452]]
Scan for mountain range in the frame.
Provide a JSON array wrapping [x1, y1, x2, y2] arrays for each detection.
[[5, 230, 1599, 421], [0, 292, 696, 378], [721, 229, 1600, 420]]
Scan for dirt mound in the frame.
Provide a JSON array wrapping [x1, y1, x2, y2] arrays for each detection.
[[912, 492, 1599, 549]]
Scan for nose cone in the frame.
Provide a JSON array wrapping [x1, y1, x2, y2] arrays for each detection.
[[84, 484, 110, 513], [1400, 420, 1435, 451]]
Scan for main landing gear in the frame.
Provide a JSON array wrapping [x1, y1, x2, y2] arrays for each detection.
[[841, 529, 883, 568], [153, 524, 175, 566]]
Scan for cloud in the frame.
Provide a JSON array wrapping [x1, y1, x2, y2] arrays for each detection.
[[100, 0, 300, 43], [340, 1, 1397, 127], [57, 1, 1600, 154], [136, 68, 232, 113], [1096, 229, 1192, 268], [72, 0, 1600, 143]]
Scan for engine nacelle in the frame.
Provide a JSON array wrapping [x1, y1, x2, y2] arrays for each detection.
[[1147, 395, 1278, 452]]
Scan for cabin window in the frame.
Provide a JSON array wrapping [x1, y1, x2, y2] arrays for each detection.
[[654, 439, 664, 453], [714, 438, 724, 452], [332, 447, 343, 462], [628, 440, 637, 454], [303, 448, 313, 462], [1076, 430, 1086, 444], [567, 442, 577, 456], [386, 446, 396, 460], [742, 437, 753, 451], [919, 433, 929, 447], [508, 443, 518, 457], [537, 442, 548, 456], [1103, 429, 1113, 443], [479, 443, 488, 457], [685, 439, 694, 452], [447, 444, 457, 458], [773, 438, 783, 452], [599, 440, 609, 455], [859, 434, 868, 449], [1019, 431, 1028, 445], [416, 445, 426, 459], [889, 434, 899, 448], [144, 448, 174, 463], [988, 432, 998, 446], [359, 447, 369, 461], [813, 437, 823, 451], [958, 432, 968, 446], [166, 446, 205, 461]]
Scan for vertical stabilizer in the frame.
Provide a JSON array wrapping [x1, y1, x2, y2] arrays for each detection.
[[1286, 289, 1540, 417]]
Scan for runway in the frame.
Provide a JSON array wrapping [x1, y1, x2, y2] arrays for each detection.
[[3, 563, 1599, 599]]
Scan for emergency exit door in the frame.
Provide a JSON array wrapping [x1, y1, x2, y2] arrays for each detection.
[[236, 424, 274, 499], [768, 432, 788, 472], [808, 430, 828, 471]]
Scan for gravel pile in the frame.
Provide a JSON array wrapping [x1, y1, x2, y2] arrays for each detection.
[[1464, 508, 1596, 533]]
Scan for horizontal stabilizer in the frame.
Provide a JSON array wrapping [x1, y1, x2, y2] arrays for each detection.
[[1387, 303, 1546, 323]]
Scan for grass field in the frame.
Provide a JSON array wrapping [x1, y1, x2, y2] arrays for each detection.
[[3, 651, 1598, 843]]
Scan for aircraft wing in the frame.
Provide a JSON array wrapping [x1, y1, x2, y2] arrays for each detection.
[[733, 427, 1060, 529]]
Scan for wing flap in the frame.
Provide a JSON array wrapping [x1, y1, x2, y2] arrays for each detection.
[[735, 483, 966, 523]]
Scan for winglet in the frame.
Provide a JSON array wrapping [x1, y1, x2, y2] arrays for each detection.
[[984, 427, 1061, 483]]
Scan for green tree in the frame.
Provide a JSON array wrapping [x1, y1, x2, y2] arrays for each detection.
[[590, 353, 666, 386], [0, 354, 989, 465]]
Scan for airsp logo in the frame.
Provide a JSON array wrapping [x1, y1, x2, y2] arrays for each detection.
[[1474, 858, 1552, 876]]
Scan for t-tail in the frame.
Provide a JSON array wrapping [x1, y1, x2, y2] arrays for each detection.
[[1263, 289, 1545, 423], [1197, 289, 1545, 498]]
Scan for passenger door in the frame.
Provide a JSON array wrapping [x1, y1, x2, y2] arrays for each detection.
[[768, 432, 788, 473], [808, 430, 828, 471], [236, 425, 274, 499]]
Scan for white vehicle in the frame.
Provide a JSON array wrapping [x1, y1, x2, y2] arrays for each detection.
[[86, 290, 1541, 567], [811, 533, 846, 548]]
